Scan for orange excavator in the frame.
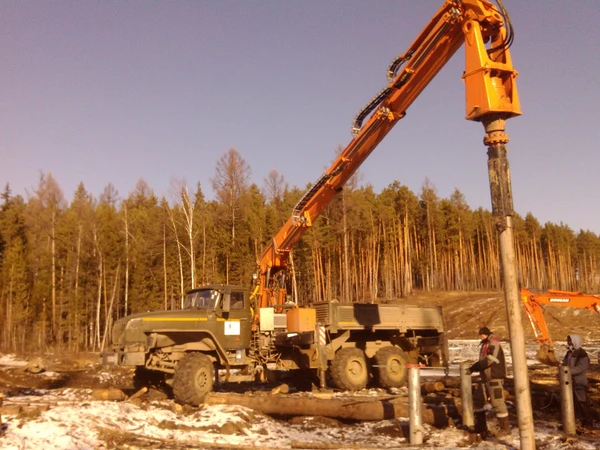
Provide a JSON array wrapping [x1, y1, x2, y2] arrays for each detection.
[[252, 0, 521, 318], [520, 287, 600, 365]]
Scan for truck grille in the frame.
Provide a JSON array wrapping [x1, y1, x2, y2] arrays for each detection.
[[313, 303, 331, 325]]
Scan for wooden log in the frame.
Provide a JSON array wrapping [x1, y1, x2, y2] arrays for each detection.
[[1, 399, 57, 407], [291, 442, 372, 449], [439, 376, 461, 389], [90, 388, 127, 401], [0, 404, 22, 416], [421, 381, 445, 394], [204, 392, 450, 426], [270, 383, 290, 395], [424, 403, 459, 424], [422, 394, 461, 408], [127, 387, 148, 402], [24, 357, 46, 374]]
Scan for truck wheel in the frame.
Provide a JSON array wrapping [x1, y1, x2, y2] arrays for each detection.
[[374, 346, 408, 388], [133, 367, 165, 390], [173, 353, 214, 406], [330, 347, 369, 391]]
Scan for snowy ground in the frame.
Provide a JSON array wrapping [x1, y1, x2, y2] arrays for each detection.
[[1, 350, 599, 449]]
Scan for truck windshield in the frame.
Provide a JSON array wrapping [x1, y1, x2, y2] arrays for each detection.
[[183, 289, 219, 310]]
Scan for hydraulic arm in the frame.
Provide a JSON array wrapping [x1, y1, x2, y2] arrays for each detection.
[[254, 0, 521, 312], [520, 287, 600, 365]]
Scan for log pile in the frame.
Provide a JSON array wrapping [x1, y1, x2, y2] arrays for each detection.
[[0, 378, 458, 429]]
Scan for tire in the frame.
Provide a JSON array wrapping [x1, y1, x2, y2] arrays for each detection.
[[330, 347, 369, 391], [173, 353, 214, 406], [133, 367, 166, 391], [373, 346, 408, 388]]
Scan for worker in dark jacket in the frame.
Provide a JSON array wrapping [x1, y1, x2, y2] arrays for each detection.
[[562, 334, 592, 427], [468, 327, 510, 436]]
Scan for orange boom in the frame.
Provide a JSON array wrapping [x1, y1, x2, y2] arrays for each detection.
[[254, 0, 521, 317], [520, 287, 600, 364]]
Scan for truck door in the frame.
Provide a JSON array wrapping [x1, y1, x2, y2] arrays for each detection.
[[217, 290, 252, 349]]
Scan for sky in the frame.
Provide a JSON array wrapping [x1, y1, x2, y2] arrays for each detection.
[[2, 1, 599, 234]]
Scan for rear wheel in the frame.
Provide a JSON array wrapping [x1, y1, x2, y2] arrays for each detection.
[[173, 353, 214, 406], [330, 347, 369, 391], [373, 346, 408, 388]]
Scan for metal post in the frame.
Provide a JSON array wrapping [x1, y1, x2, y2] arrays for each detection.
[[408, 366, 423, 445], [483, 118, 536, 449], [460, 362, 474, 428], [315, 324, 327, 389], [559, 365, 576, 435]]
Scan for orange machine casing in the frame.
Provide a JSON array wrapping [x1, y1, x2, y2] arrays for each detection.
[[286, 308, 316, 333]]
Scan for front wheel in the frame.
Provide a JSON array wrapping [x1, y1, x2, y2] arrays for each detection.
[[330, 347, 369, 391], [173, 353, 214, 406]]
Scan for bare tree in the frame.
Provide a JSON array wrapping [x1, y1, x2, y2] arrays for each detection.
[[99, 183, 119, 205], [174, 181, 197, 288], [168, 204, 186, 308], [263, 169, 287, 204], [211, 149, 251, 242], [92, 226, 103, 351], [211, 149, 251, 281], [122, 203, 130, 316]]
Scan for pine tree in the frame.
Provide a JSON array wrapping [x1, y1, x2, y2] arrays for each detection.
[[25, 173, 66, 347], [0, 187, 31, 351]]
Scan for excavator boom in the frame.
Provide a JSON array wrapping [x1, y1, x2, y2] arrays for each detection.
[[520, 287, 600, 365], [255, 0, 521, 312]]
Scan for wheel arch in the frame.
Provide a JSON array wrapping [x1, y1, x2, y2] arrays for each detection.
[[148, 330, 230, 367]]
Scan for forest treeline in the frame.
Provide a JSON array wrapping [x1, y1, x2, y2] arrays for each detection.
[[1, 148, 599, 353]]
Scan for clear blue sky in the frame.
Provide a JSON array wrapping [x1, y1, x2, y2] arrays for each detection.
[[2, 1, 599, 234]]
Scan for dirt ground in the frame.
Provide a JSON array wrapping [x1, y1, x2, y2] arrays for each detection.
[[2, 291, 600, 448], [2, 352, 600, 448]]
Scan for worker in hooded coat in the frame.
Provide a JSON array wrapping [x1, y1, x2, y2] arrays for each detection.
[[562, 334, 592, 428], [468, 326, 510, 436]]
